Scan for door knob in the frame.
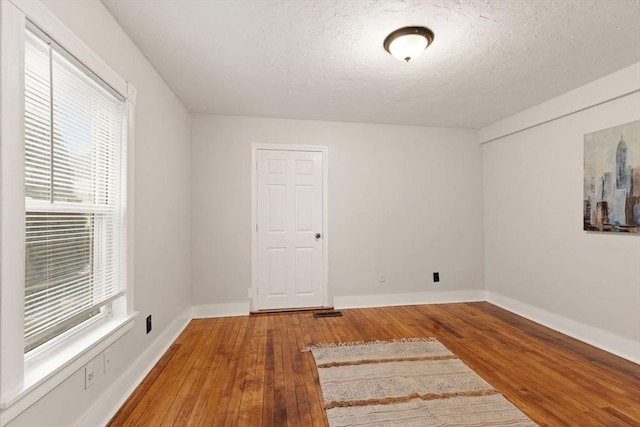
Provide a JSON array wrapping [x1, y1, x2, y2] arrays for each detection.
[[315, 233, 322, 240]]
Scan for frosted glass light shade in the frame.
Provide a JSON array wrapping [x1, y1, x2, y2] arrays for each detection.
[[383, 27, 434, 63]]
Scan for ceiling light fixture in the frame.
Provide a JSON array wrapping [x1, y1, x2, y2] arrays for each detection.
[[383, 26, 434, 63]]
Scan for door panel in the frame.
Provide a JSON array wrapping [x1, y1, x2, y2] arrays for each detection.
[[294, 247, 313, 295], [267, 248, 286, 296], [267, 185, 286, 231], [295, 159, 314, 175], [295, 185, 313, 231], [257, 149, 323, 309], [267, 158, 287, 175]]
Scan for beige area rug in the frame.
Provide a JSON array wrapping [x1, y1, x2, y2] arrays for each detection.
[[308, 338, 537, 427]]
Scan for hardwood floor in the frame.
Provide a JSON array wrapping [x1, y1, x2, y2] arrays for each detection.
[[108, 303, 640, 426]]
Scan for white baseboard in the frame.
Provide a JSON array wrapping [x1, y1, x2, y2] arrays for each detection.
[[487, 292, 640, 364], [74, 308, 192, 427], [333, 290, 486, 309], [190, 301, 250, 319]]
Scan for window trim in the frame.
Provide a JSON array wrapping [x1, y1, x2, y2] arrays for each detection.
[[11, 0, 127, 96], [24, 308, 110, 367], [23, 26, 127, 350], [3, 314, 136, 422], [0, 0, 136, 423]]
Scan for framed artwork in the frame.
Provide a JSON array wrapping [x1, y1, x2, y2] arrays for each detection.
[[584, 120, 640, 233]]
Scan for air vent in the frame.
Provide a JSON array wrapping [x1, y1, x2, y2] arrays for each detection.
[[313, 311, 343, 318]]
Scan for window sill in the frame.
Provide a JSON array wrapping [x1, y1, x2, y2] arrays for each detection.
[[0, 313, 137, 423]]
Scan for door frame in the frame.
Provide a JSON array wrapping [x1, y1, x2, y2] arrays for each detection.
[[251, 143, 329, 311]]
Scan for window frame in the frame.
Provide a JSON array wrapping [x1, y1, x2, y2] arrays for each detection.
[[0, 0, 136, 423], [23, 24, 126, 354]]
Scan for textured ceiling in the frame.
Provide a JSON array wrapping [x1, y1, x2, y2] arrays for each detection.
[[101, 0, 640, 129]]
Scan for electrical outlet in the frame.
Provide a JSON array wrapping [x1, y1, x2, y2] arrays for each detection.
[[103, 348, 112, 373], [378, 273, 385, 283], [146, 315, 152, 334], [433, 272, 440, 283], [85, 362, 97, 389]]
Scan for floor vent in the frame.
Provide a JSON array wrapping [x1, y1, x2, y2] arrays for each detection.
[[313, 311, 343, 318]]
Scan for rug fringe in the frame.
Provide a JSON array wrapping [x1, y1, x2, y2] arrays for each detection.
[[302, 337, 437, 353]]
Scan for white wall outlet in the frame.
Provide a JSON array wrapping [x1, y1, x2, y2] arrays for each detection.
[[103, 348, 112, 373], [378, 273, 385, 283], [85, 362, 97, 389]]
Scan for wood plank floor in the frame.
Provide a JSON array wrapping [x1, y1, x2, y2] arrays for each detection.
[[108, 302, 640, 426]]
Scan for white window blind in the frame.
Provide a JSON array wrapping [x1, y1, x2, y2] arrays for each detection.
[[24, 28, 127, 352]]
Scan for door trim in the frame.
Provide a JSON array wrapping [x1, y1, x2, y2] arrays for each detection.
[[251, 143, 329, 311]]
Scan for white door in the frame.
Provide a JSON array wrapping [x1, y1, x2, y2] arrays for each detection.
[[256, 148, 324, 310]]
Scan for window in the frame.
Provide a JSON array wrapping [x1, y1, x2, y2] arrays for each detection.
[[24, 28, 127, 354], [0, 0, 135, 420]]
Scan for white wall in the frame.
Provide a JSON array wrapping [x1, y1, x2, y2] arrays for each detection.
[[482, 65, 640, 361], [191, 115, 484, 308], [5, 1, 192, 426]]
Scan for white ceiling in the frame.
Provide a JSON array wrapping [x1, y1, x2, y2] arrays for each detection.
[[101, 0, 640, 129]]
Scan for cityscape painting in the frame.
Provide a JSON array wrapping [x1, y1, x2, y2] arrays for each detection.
[[584, 120, 640, 234]]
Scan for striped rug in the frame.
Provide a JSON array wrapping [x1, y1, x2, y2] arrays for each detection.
[[309, 338, 537, 427]]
